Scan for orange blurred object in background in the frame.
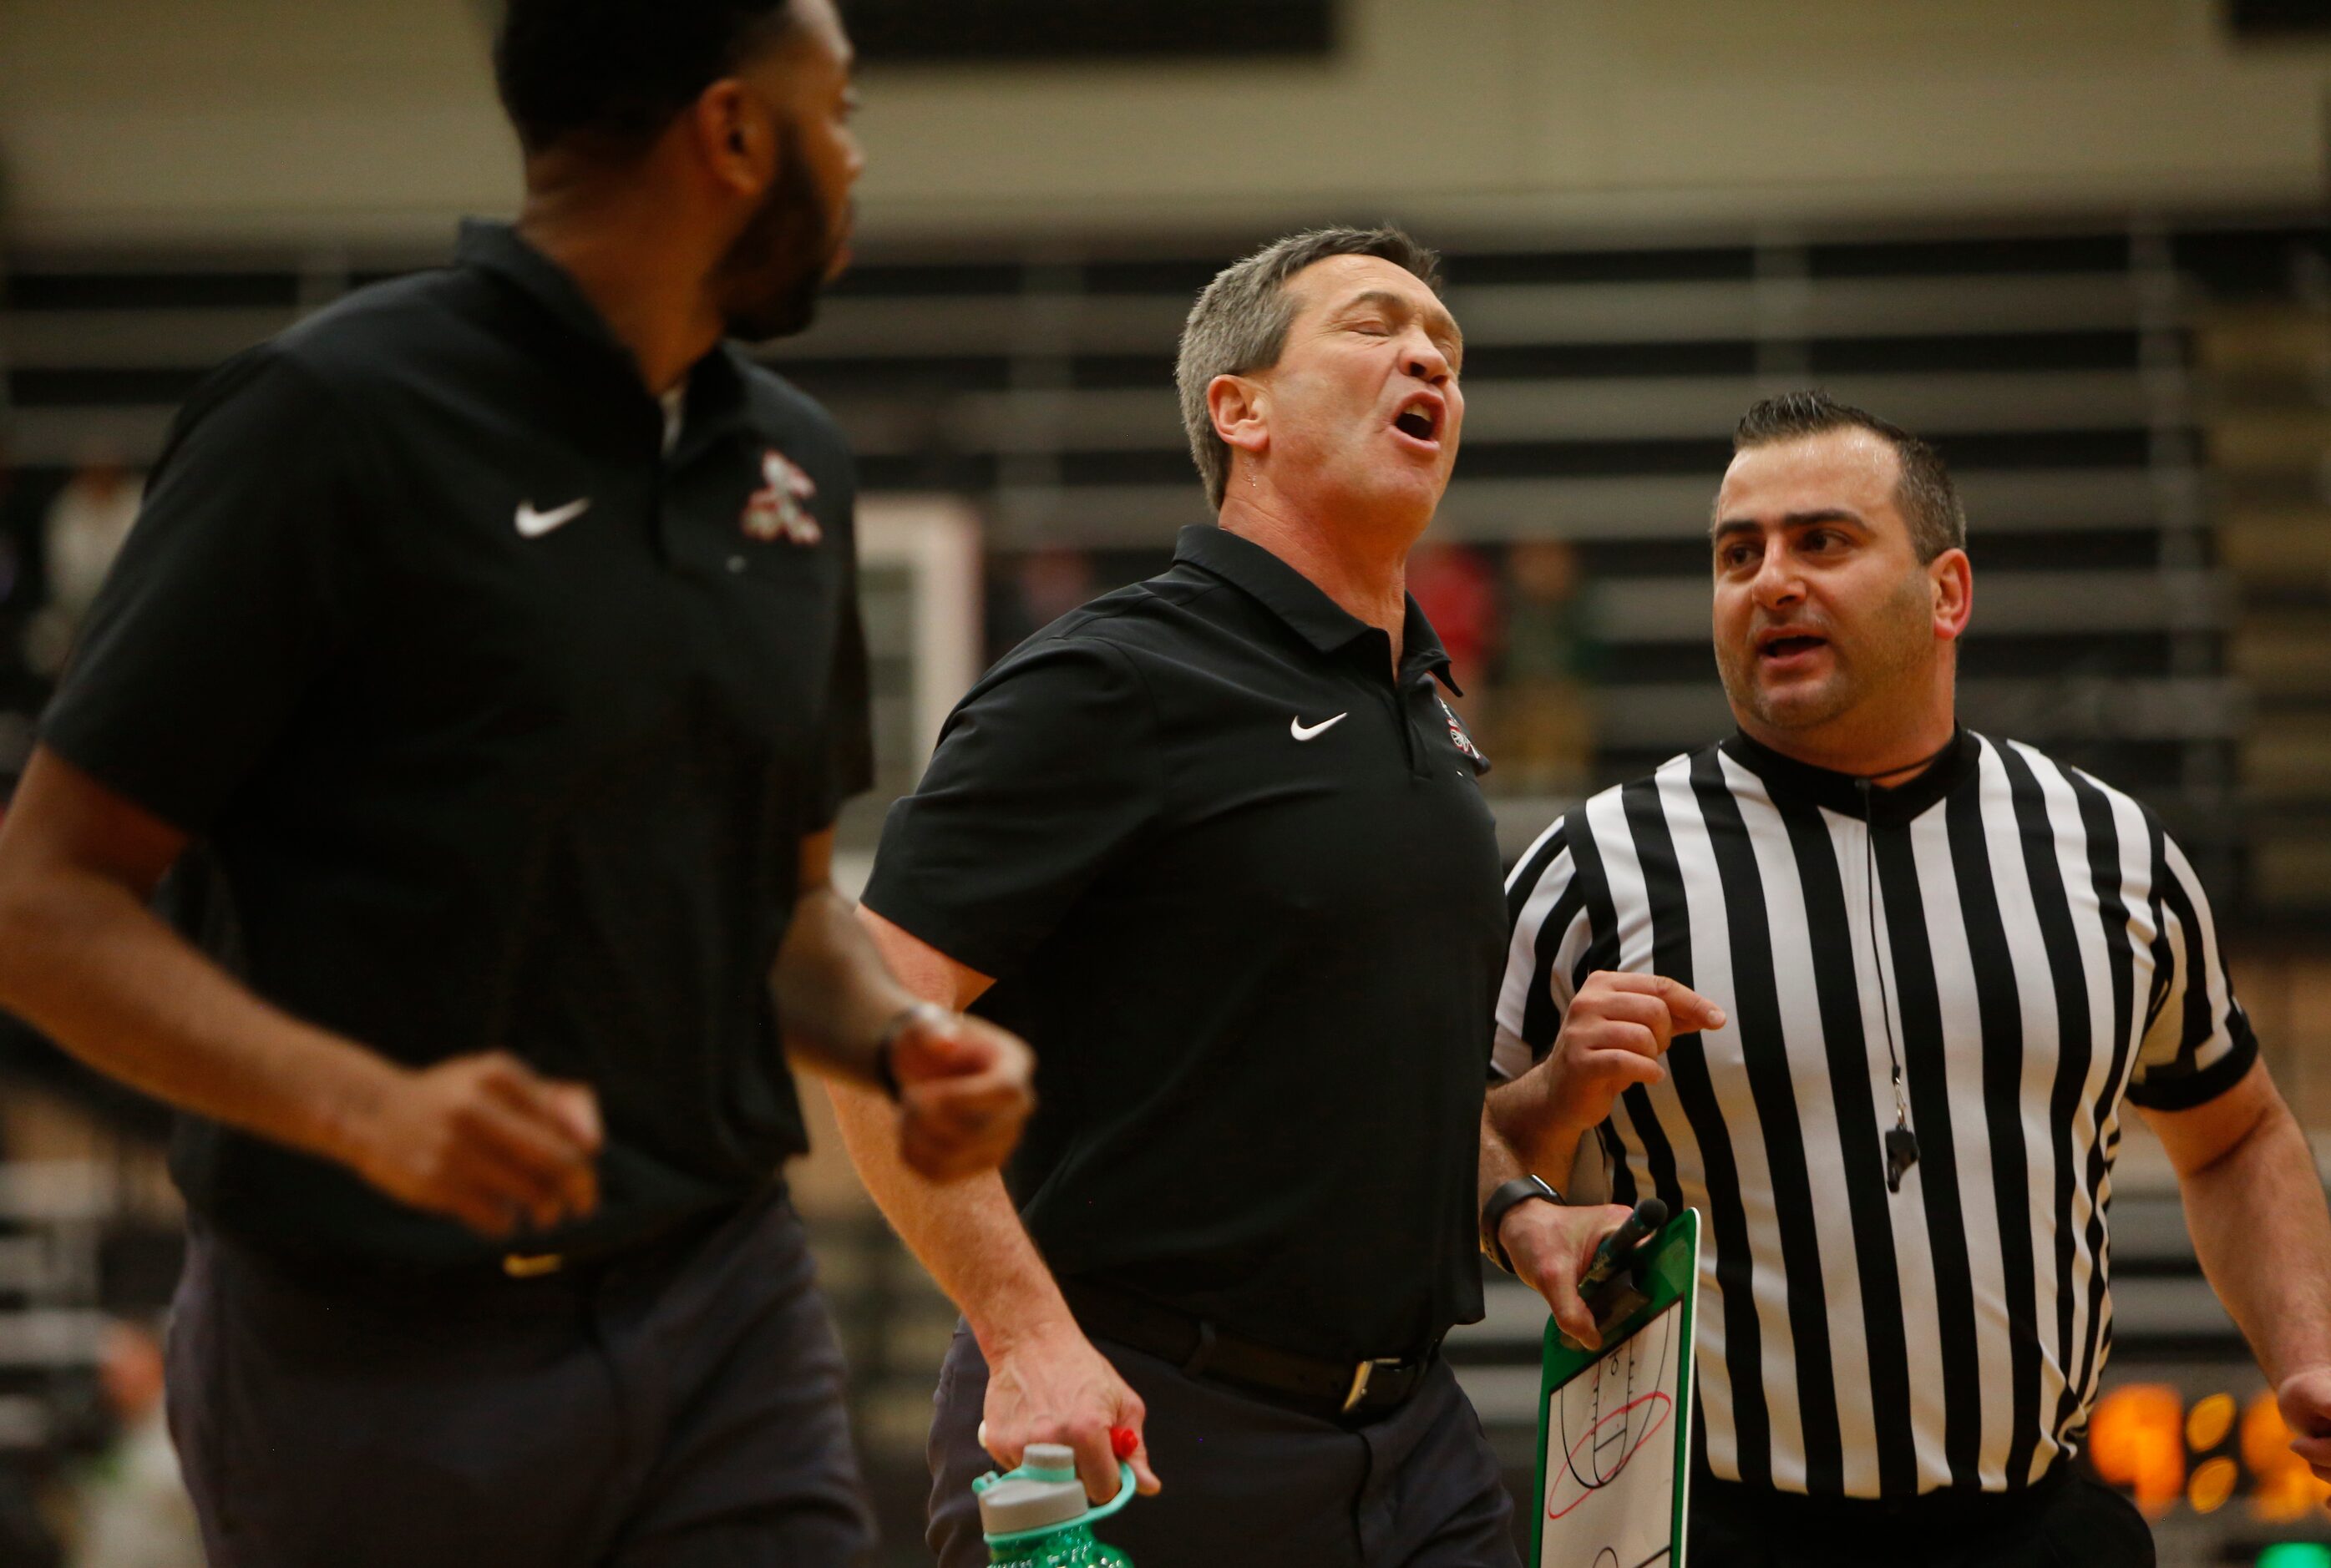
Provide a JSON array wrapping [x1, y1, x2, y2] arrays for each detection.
[[2090, 1384, 2187, 1517], [2242, 1391, 2331, 1524]]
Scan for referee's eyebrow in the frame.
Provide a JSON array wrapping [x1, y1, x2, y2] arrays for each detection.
[[1710, 507, 1864, 543]]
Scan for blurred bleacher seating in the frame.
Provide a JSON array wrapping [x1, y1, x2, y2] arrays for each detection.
[[5, 215, 2330, 1563], [13, 220, 2328, 894]]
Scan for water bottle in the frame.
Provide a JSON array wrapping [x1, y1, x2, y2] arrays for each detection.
[[974, 1442, 1138, 1566]]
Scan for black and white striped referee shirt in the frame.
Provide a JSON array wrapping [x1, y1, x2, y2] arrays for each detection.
[[1494, 726, 2258, 1500]]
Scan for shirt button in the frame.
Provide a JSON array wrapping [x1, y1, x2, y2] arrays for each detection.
[[726, 554, 747, 574]]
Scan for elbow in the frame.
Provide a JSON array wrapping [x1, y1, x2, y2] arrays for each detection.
[[0, 861, 74, 1009], [2182, 1097, 2292, 1186], [0, 881, 42, 1007]]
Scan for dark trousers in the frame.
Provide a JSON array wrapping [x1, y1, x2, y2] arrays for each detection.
[[165, 1186, 873, 1568], [1688, 1469, 2155, 1567], [926, 1323, 1519, 1568]]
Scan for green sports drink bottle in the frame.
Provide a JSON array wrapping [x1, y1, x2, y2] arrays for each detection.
[[974, 1444, 1138, 1566]]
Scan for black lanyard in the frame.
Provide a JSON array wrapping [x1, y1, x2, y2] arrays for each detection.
[[1851, 734, 1958, 1195]]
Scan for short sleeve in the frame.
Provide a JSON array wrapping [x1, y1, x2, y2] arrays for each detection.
[[860, 636, 1158, 979], [1492, 816, 1594, 1081], [2126, 827, 2260, 1110], [38, 347, 368, 833]]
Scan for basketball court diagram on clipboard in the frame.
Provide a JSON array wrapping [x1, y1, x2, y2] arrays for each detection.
[[1532, 1208, 1701, 1568]]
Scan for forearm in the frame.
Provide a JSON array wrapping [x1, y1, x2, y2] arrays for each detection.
[[0, 867, 397, 1166], [1479, 1095, 1534, 1211], [2183, 1102, 2331, 1384], [1486, 1071, 1589, 1193], [773, 888, 917, 1087], [828, 1075, 1072, 1353]]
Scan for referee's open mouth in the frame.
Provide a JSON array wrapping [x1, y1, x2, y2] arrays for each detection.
[[1756, 626, 1831, 670]]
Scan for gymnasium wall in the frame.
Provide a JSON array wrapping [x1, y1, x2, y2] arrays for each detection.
[[3, 0, 2329, 247]]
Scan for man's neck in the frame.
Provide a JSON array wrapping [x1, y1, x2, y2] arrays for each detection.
[[1219, 489, 1421, 668], [1738, 706, 1959, 790], [516, 172, 725, 396]]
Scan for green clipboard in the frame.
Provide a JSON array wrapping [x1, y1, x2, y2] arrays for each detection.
[[1528, 1207, 1701, 1568]]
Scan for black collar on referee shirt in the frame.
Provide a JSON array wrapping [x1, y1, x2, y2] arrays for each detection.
[[1172, 524, 1463, 693], [454, 219, 753, 463], [1719, 724, 1975, 826]]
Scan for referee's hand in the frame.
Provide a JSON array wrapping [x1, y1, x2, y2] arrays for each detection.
[[888, 1009, 1036, 1182], [1548, 971, 1725, 1130], [341, 1052, 603, 1239], [1499, 1199, 1637, 1351]]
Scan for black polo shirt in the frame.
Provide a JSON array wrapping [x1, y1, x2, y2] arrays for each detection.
[[862, 525, 1507, 1361], [38, 221, 873, 1270]]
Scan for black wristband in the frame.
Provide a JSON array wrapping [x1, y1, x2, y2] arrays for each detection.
[[1480, 1175, 1565, 1275], [872, 1002, 942, 1101]]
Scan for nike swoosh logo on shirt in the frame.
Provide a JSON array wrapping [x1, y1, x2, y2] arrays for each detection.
[[1290, 712, 1349, 741], [515, 498, 590, 539]]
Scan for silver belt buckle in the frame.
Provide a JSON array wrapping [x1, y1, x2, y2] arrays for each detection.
[[1341, 1357, 1399, 1414]]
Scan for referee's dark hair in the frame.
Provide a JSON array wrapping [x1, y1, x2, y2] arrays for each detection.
[[1733, 389, 1969, 563], [494, 0, 805, 158]]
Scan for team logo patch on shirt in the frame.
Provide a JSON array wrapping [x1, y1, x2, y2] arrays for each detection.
[[743, 449, 820, 544], [1438, 696, 1488, 768]]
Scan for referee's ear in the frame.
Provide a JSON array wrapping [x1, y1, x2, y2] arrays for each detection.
[[1928, 547, 1974, 644]]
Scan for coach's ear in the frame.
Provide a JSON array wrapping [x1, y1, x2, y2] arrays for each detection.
[[1929, 548, 1972, 643], [692, 78, 778, 199], [1208, 372, 1270, 460]]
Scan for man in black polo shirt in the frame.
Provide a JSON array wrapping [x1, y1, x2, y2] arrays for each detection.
[[829, 228, 1629, 1566], [0, 3, 1031, 1564]]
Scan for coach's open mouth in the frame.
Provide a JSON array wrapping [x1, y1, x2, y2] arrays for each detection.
[[1391, 392, 1444, 447]]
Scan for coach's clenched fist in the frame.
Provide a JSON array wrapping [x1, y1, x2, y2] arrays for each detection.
[[1497, 972, 1724, 1177], [337, 1051, 603, 1239]]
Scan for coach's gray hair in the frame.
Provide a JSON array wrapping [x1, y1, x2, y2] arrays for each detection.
[[1174, 226, 1446, 510]]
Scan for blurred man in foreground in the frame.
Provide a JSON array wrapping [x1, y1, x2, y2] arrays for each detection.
[[832, 226, 1638, 1567], [0, 3, 1031, 1563], [1495, 391, 2331, 1565]]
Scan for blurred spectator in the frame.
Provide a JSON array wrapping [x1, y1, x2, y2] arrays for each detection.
[[23, 452, 142, 680], [1016, 544, 1097, 626], [0, 439, 47, 789], [983, 544, 1097, 657], [1492, 538, 1602, 796], [69, 1321, 199, 1568], [1405, 540, 1498, 702], [0, 462, 23, 621], [0, 1465, 59, 1568]]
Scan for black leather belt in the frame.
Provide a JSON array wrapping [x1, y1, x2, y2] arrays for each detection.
[[222, 1191, 762, 1301], [1060, 1278, 1437, 1421], [492, 1193, 752, 1282]]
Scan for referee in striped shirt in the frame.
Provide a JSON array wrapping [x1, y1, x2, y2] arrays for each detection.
[[1490, 392, 2331, 1565]]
